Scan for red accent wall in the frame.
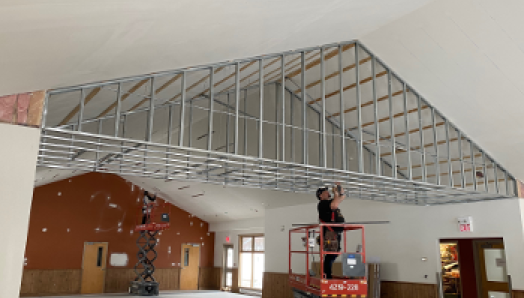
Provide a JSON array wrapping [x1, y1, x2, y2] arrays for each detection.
[[24, 173, 214, 269]]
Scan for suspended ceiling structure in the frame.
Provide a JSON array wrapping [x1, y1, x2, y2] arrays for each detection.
[[38, 40, 517, 205]]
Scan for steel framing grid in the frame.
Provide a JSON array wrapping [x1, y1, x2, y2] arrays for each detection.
[[38, 40, 517, 205]]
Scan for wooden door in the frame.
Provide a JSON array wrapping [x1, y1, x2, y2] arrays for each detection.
[[180, 244, 200, 290], [81, 242, 108, 294], [476, 240, 510, 298]]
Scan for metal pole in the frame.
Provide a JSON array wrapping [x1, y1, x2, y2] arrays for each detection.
[[259, 59, 264, 159], [417, 95, 426, 182], [290, 90, 295, 163], [321, 47, 327, 168], [114, 83, 122, 137], [355, 46, 364, 173], [244, 89, 248, 156], [281, 55, 286, 162], [234, 62, 240, 155], [276, 83, 279, 160], [431, 107, 440, 185], [301, 52, 307, 165], [179, 72, 187, 146], [445, 119, 452, 187], [96, 119, 102, 171], [166, 105, 173, 177], [458, 130, 465, 188], [372, 56, 380, 175], [41, 92, 50, 129], [339, 45, 347, 171], [388, 71, 396, 179], [120, 115, 126, 172], [505, 170, 509, 196], [207, 67, 215, 151], [146, 77, 155, 142], [493, 160, 499, 194], [403, 83, 412, 180], [78, 89, 86, 131], [226, 93, 231, 153]]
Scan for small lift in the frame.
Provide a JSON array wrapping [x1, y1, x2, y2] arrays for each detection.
[[129, 201, 170, 296], [289, 223, 369, 298]]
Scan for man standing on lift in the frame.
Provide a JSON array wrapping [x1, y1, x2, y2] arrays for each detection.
[[317, 182, 346, 279]]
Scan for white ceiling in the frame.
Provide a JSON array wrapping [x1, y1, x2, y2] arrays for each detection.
[[0, 0, 433, 95], [361, 0, 524, 180]]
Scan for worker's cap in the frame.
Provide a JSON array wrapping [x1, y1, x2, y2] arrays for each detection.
[[316, 187, 329, 199]]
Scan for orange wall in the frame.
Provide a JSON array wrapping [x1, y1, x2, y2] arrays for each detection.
[[25, 173, 214, 270]]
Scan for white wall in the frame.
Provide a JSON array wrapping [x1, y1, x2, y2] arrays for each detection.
[[211, 218, 265, 268], [0, 124, 41, 298], [265, 196, 524, 289]]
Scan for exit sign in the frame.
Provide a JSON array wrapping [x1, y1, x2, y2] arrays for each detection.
[[458, 216, 473, 232]]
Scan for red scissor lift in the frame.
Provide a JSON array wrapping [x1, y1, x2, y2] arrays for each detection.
[[129, 201, 171, 296], [289, 223, 368, 298]]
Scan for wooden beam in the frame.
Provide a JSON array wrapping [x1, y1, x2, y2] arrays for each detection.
[[95, 79, 150, 118], [363, 122, 445, 145], [466, 178, 505, 187], [348, 105, 429, 131], [128, 73, 184, 111], [166, 66, 226, 103], [294, 56, 372, 94], [27, 91, 46, 127], [308, 70, 388, 105], [328, 89, 408, 119], [286, 44, 355, 79], [399, 154, 482, 171], [380, 135, 463, 157]]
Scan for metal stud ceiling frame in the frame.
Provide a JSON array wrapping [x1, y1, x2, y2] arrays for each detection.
[[38, 40, 517, 205]]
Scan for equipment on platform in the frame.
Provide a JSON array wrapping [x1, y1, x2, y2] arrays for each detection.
[[129, 195, 171, 296]]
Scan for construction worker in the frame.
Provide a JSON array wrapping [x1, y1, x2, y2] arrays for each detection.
[[141, 190, 157, 225], [316, 182, 346, 279]]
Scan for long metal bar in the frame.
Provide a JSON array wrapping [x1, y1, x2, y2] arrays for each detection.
[[275, 83, 279, 161], [482, 151, 488, 192], [321, 47, 327, 168], [493, 160, 499, 194], [431, 107, 440, 185], [372, 56, 380, 175], [339, 45, 347, 171], [301, 52, 307, 165], [178, 72, 187, 146], [355, 45, 364, 173], [95, 120, 102, 171], [259, 59, 264, 158], [226, 93, 231, 153], [281, 55, 286, 162], [458, 130, 465, 188], [207, 67, 215, 151], [388, 70, 396, 179], [505, 170, 509, 196], [290, 90, 295, 163], [244, 89, 248, 156], [402, 83, 412, 180], [77, 89, 86, 131], [234, 62, 240, 155], [417, 95, 426, 182], [445, 119, 452, 187], [146, 77, 155, 142], [120, 115, 126, 171], [114, 83, 122, 137], [470, 141, 477, 191]]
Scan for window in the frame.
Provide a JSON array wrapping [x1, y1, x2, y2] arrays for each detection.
[[184, 248, 190, 266], [239, 235, 265, 290], [223, 245, 234, 289], [97, 247, 103, 267]]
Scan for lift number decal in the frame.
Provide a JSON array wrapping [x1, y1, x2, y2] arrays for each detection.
[[329, 284, 359, 291]]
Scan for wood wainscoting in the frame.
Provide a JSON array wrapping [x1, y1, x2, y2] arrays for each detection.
[[514, 290, 524, 298], [199, 266, 222, 290], [262, 272, 440, 298], [20, 269, 81, 296], [105, 268, 181, 292]]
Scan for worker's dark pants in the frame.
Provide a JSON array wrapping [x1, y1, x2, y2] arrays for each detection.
[[323, 233, 342, 279]]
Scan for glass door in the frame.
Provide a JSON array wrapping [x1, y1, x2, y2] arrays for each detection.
[[476, 240, 510, 298], [239, 235, 265, 290], [223, 245, 234, 290]]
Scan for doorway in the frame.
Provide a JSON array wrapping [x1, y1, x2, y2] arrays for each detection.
[[239, 235, 264, 290], [180, 243, 201, 290], [80, 242, 108, 294], [439, 239, 510, 298], [223, 244, 234, 290]]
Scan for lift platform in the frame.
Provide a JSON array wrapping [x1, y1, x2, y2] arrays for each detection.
[[129, 202, 170, 296], [289, 223, 368, 298]]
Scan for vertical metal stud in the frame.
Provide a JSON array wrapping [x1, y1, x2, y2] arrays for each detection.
[[244, 89, 248, 156], [403, 83, 412, 180], [505, 170, 509, 196], [355, 46, 364, 173], [179, 72, 187, 146], [321, 47, 327, 168], [417, 95, 426, 182], [146, 77, 155, 142], [458, 130, 465, 188], [301, 52, 307, 165], [114, 83, 122, 137], [281, 55, 286, 162], [445, 119, 452, 187], [234, 63, 240, 155], [431, 107, 440, 185], [226, 93, 231, 153], [207, 67, 215, 151], [290, 90, 295, 163], [95, 119, 102, 171], [470, 140, 477, 191], [77, 89, 86, 131], [339, 45, 347, 171], [372, 56, 380, 175], [388, 71, 396, 179], [482, 151, 488, 192], [259, 59, 264, 159], [275, 83, 279, 160], [493, 161, 499, 194], [120, 115, 126, 172]]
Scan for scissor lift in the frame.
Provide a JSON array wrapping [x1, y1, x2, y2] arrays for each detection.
[[129, 202, 170, 296], [289, 223, 368, 298]]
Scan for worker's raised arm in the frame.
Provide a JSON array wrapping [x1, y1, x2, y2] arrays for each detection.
[[330, 182, 345, 210]]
